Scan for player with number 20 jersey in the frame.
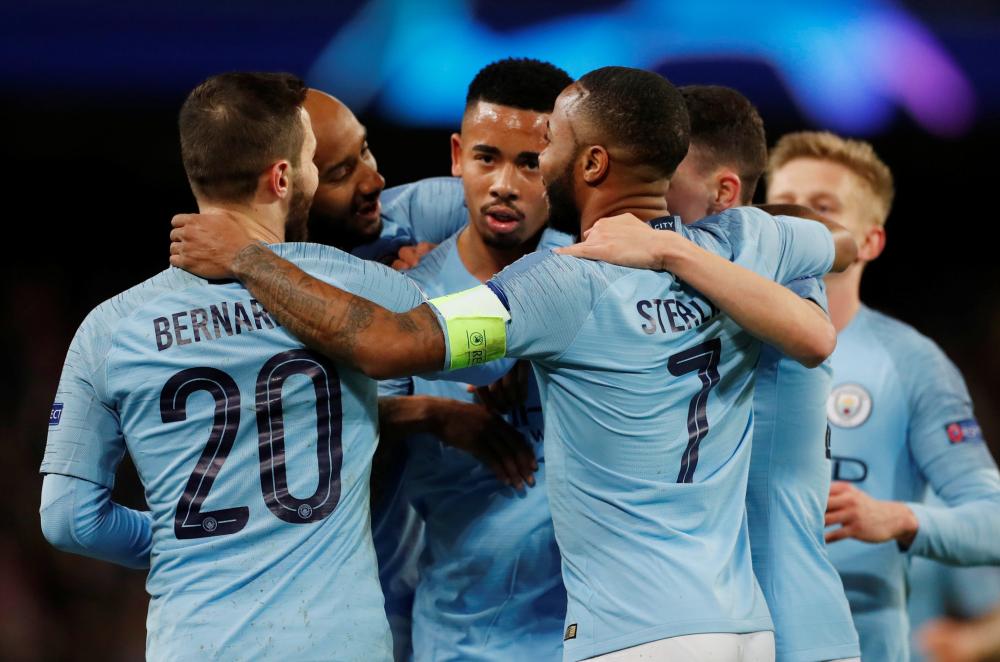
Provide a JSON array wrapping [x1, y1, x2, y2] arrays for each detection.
[[42, 244, 424, 661]]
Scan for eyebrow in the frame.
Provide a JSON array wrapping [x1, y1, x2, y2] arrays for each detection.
[[323, 131, 368, 176], [471, 144, 539, 161]]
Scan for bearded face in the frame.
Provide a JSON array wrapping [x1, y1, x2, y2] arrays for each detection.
[[285, 170, 314, 242], [544, 156, 582, 239]]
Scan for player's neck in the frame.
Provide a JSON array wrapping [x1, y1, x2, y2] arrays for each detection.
[[457, 225, 540, 283], [579, 189, 670, 235], [198, 203, 285, 245], [825, 266, 864, 332]]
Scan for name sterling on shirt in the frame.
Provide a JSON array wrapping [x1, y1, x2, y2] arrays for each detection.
[[153, 298, 280, 351], [636, 295, 720, 335]]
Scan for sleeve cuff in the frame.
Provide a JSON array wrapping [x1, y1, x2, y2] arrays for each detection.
[[901, 501, 931, 557]]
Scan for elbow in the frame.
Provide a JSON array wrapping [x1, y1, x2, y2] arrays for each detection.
[[830, 231, 859, 273], [796, 323, 837, 369], [40, 508, 79, 555], [354, 344, 414, 381]]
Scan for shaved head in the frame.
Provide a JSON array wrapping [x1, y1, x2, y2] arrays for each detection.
[[304, 89, 385, 249]]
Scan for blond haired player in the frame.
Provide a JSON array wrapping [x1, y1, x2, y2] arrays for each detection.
[[765, 131, 1000, 662]]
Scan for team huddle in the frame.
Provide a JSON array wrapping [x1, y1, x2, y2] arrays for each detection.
[[40, 59, 1000, 662]]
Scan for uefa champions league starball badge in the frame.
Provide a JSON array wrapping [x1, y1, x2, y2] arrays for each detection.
[[826, 384, 873, 428]]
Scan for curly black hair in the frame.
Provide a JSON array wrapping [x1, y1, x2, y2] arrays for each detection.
[[466, 57, 573, 113]]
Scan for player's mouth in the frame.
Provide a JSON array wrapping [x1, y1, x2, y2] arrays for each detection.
[[484, 206, 523, 234], [355, 200, 381, 225]]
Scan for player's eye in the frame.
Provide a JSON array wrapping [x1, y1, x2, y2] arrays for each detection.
[[361, 141, 370, 156], [521, 155, 539, 170], [327, 165, 352, 182], [474, 154, 494, 164]]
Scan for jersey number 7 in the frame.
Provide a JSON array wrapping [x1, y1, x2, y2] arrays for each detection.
[[160, 349, 342, 539], [668, 338, 722, 483]]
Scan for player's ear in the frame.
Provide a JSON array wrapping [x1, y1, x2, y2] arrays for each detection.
[[713, 168, 741, 212], [450, 133, 463, 177], [581, 145, 609, 185], [859, 224, 886, 262], [266, 160, 292, 199]]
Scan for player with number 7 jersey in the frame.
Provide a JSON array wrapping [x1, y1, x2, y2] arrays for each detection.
[[448, 208, 836, 660], [40, 243, 425, 661]]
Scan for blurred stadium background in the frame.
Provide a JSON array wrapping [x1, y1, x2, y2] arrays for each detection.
[[2, 1, 998, 659]]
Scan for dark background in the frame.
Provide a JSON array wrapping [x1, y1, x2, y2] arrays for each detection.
[[2, 1, 998, 659]]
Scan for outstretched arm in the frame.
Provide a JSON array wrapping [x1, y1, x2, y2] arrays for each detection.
[[556, 214, 837, 367], [169, 213, 445, 379], [756, 203, 857, 271]]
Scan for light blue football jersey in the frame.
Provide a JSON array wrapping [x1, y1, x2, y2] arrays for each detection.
[[380, 231, 567, 661], [907, 494, 1000, 662], [42, 243, 426, 662], [747, 276, 859, 662], [368, 174, 572, 660], [826, 305, 1000, 662], [431, 208, 836, 660]]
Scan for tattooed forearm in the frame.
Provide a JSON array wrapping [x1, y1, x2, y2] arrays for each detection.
[[230, 244, 445, 377]]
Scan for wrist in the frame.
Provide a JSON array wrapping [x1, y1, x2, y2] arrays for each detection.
[[893, 502, 920, 549], [231, 241, 268, 279], [658, 233, 698, 273]]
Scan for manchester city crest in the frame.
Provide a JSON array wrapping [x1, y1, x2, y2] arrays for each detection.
[[827, 383, 873, 428]]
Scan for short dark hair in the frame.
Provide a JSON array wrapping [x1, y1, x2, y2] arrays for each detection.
[[465, 58, 573, 113], [575, 67, 690, 178], [179, 72, 309, 202], [681, 85, 767, 204]]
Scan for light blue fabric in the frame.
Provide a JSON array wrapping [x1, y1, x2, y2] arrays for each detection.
[[42, 243, 426, 662], [385, 232, 566, 661], [434, 210, 835, 660], [40, 472, 153, 570], [748, 275, 859, 662], [826, 305, 1000, 662], [908, 494, 1000, 662]]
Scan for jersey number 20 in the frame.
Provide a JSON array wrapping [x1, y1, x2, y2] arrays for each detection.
[[160, 349, 342, 539]]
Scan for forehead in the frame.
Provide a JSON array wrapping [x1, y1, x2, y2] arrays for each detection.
[[769, 157, 859, 199], [310, 103, 364, 165], [462, 101, 547, 142]]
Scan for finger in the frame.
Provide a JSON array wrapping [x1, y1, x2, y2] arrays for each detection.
[[171, 215, 189, 228], [825, 492, 853, 511], [169, 227, 184, 242], [170, 242, 182, 256], [829, 481, 852, 495], [475, 383, 505, 414], [554, 243, 585, 257], [825, 526, 852, 543], [169, 254, 184, 268], [492, 424, 536, 486], [473, 442, 512, 486], [390, 259, 408, 271], [824, 509, 852, 526], [492, 437, 525, 490]]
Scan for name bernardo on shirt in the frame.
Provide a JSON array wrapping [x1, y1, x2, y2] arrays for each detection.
[[635, 295, 720, 334], [153, 298, 279, 351]]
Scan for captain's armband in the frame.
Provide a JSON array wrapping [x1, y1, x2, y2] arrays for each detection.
[[428, 285, 510, 370]]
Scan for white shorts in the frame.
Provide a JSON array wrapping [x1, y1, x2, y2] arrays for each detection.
[[585, 631, 776, 661]]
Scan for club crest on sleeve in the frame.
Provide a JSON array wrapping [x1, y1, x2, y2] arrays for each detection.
[[564, 623, 577, 641], [826, 384, 872, 428], [945, 419, 982, 444], [49, 403, 64, 427]]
